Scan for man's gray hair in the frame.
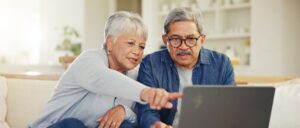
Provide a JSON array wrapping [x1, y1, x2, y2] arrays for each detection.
[[163, 7, 204, 35], [104, 11, 148, 42]]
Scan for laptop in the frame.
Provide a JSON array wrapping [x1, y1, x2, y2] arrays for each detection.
[[178, 86, 275, 128]]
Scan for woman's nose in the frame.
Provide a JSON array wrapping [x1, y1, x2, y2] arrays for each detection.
[[132, 46, 141, 55]]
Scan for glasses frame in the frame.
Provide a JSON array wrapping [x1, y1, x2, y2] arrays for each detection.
[[167, 35, 204, 48]]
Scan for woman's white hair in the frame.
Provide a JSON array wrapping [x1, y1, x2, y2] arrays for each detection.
[[104, 11, 148, 46]]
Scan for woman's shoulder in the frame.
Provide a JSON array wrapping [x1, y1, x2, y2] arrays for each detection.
[[70, 48, 108, 67], [75, 49, 107, 61], [79, 49, 105, 56]]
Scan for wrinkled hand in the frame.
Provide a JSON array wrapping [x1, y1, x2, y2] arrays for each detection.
[[150, 121, 173, 128], [140, 88, 183, 110], [97, 105, 125, 128]]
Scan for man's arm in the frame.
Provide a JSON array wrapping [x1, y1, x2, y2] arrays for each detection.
[[222, 56, 236, 85], [135, 56, 162, 127], [136, 103, 161, 127]]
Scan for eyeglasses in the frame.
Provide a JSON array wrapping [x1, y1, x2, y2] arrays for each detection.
[[167, 35, 202, 48]]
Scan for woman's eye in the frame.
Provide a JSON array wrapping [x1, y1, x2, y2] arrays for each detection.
[[127, 42, 135, 45], [139, 46, 145, 50]]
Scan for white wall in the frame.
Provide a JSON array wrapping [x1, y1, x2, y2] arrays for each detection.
[[250, 0, 284, 76], [0, 0, 84, 74], [281, 0, 300, 76], [83, 0, 110, 50], [0, 0, 41, 65], [142, 0, 162, 55], [246, 0, 300, 77], [39, 0, 85, 65], [84, 0, 163, 54], [1, 0, 298, 76]]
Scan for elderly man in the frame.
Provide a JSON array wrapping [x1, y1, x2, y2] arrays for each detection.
[[136, 7, 235, 128]]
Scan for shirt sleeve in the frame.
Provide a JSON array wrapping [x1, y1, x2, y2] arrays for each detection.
[[118, 104, 137, 123], [135, 56, 162, 127], [69, 50, 148, 103], [222, 56, 236, 85]]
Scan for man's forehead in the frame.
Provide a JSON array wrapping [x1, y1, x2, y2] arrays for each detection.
[[167, 24, 200, 36]]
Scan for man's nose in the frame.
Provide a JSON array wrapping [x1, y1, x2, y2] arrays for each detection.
[[178, 40, 189, 50]]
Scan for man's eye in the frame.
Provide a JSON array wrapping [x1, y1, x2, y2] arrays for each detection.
[[171, 38, 181, 41], [187, 38, 195, 41]]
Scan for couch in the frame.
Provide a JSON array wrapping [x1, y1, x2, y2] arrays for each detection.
[[0, 76, 57, 128], [0, 76, 300, 128]]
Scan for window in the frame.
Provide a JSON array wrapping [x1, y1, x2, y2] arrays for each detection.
[[0, 0, 40, 64]]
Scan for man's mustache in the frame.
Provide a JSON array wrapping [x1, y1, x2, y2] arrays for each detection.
[[176, 50, 192, 56]]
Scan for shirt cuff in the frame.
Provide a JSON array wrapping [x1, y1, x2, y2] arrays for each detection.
[[135, 86, 149, 104], [118, 104, 137, 124]]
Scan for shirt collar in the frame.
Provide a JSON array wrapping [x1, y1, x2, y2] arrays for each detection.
[[198, 48, 211, 65]]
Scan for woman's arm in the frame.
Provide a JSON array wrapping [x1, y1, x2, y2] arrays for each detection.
[[70, 50, 147, 103]]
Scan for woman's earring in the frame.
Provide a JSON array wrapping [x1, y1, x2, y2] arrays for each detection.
[[107, 49, 112, 55]]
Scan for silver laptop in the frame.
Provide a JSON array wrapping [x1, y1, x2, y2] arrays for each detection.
[[178, 86, 275, 128]]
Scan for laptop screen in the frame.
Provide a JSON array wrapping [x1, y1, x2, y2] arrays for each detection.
[[178, 86, 275, 128]]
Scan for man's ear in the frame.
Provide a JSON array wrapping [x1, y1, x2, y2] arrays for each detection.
[[162, 35, 168, 45], [200, 34, 206, 45]]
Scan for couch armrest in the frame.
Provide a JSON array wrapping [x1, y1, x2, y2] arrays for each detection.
[[6, 78, 57, 128], [269, 84, 300, 128]]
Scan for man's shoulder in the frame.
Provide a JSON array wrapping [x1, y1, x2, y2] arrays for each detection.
[[146, 49, 167, 57], [143, 49, 168, 61], [203, 48, 226, 57], [202, 48, 230, 63]]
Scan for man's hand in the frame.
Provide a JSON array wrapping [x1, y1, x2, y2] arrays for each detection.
[[140, 88, 183, 109], [97, 105, 125, 128], [150, 121, 173, 128]]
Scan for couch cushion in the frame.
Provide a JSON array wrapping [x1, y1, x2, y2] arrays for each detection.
[[269, 79, 300, 128], [0, 77, 9, 128], [6, 78, 57, 128]]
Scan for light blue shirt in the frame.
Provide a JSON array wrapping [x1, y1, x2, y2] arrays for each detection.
[[29, 49, 147, 128], [173, 66, 193, 128]]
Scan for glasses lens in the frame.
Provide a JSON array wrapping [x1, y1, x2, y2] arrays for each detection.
[[170, 38, 181, 47], [186, 38, 197, 47], [168, 36, 200, 48]]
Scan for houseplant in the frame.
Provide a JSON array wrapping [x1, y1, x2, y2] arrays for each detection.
[[56, 26, 82, 69]]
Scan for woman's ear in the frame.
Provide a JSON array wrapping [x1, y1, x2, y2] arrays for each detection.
[[105, 36, 113, 51]]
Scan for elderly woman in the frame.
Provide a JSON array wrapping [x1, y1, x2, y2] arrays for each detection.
[[29, 12, 182, 128]]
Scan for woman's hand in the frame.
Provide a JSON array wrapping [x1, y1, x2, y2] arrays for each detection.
[[150, 121, 173, 128], [140, 88, 183, 109], [97, 105, 125, 128]]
